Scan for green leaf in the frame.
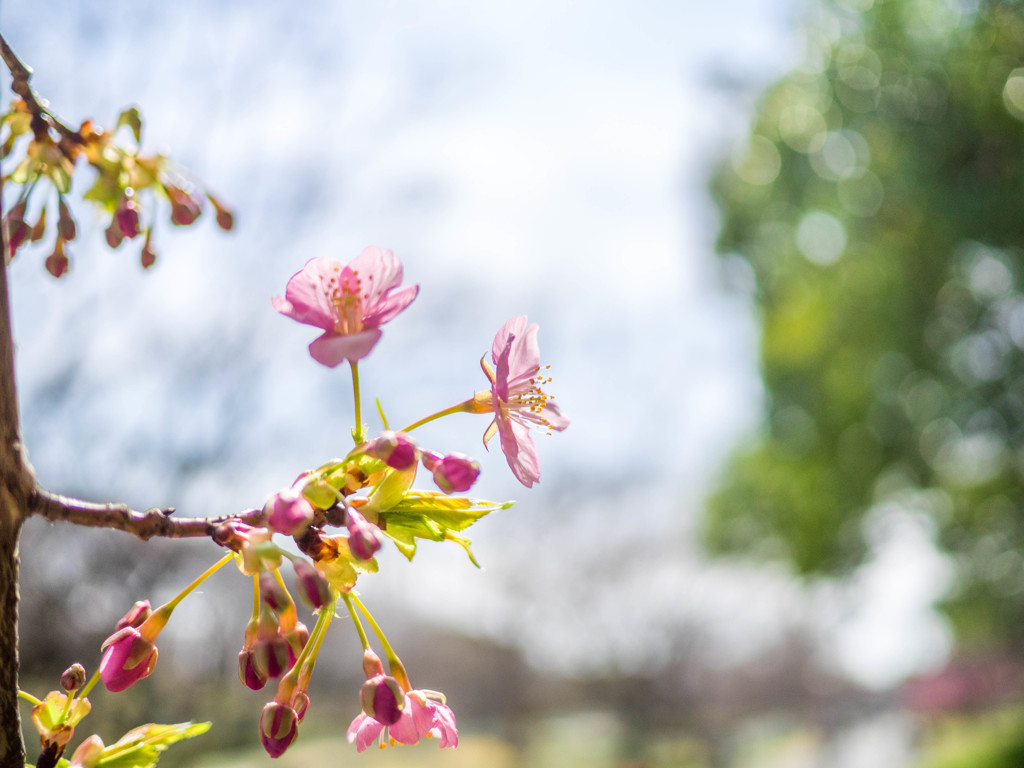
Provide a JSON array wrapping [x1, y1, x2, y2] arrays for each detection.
[[379, 493, 511, 564], [82, 173, 123, 212], [97, 722, 210, 768], [386, 492, 512, 531], [116, 107, 143, 144], [361, 466, 417, 515], [381, 525, 418, 560], [10, 154, 37, 184]]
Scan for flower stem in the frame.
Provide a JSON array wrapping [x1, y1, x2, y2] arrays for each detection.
[[351, 361, 363, 442], [272, 567, 298, 631], [350, 593, 410, 689], [16, 690, 41, 706], [297, 600, 335, 685], [164, 553, 233, 612], [76, 669, 101, 700], [340, 592, 371, 651], [250, 574, 260, 620], [401, 399, 476, 433], [284, 594, 337, 688]]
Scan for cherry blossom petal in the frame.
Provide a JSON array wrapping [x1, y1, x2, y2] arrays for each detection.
[[499, 413, 541, 488], [274, 258, 344, 331], [365, 283, 420, 327], [308, 328, 383, 367], [429, 702, 459, 748], [346, 713, 384, 752], [387, 697, 423, 745]]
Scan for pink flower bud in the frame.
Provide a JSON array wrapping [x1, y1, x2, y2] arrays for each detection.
[[283, 623, 309, 665], [115, 600, 152, 630], [140, 229, 156, 269], [345, 508, 382, 561], [423, 451, 481, 493], [58, 198, 76, 241], [360, 675, 405, 726], [167, 186, 202, 226], [292, 690, 310, 721], [292, 558, 332, 609], [99, 626, 157, 692], [366, 431, 419, 470], [260, 702, 299, 758], [238, 648, 268, 690], [264, 488, 314, 536], [104, 220, 124, 249], [61, 663, 86, 692], [253, 635, 291, 680], [259, 571, 290, 612], [115, 197, 142, 239], [45, 246, 69, 278], [4, 202, 29, 258]]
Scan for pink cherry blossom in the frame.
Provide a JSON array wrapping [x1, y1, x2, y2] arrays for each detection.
[[273, 248, 419, 367], [346, 691, 458, 751], [478, 315, 569, 488], [389, 693, 459, 748]]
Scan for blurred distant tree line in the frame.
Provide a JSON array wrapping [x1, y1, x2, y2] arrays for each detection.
[[708, 0, 1024, 648]]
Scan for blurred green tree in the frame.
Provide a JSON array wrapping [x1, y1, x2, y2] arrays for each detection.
[[708, 0, 1024, 647]]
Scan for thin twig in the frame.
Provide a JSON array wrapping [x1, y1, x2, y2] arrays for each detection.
[[28, 486, 264, 541], [0, 33, 80, 144]]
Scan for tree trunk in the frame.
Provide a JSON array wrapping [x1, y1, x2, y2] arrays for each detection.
[[0, 513, 24, 768], [0, 205, 31, 768]]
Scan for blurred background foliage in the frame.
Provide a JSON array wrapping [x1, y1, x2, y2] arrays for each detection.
[[709, 0, 1024, 651]]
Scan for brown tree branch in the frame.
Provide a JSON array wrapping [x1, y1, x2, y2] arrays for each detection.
[[27, 487, 264, 540], [0, 32, 80, 144]]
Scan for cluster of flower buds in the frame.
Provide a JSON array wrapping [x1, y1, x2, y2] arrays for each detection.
[[1, 99, 234, 275]]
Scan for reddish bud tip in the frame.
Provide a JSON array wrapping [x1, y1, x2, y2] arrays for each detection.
[[264, 488, 315, 536], [360, 675, 405, 726], [216, 207, 234, 231], [345, 508, 382, 561], [61, 663, 86, 692], [45, 250, 69, 278], [115, 198, 142, 239], [239, 649, 268, 690], [58, 199, 76, 241], [423, 451, 481, 494], [366, 431, 419, 470], [291, 558, 332, 609], [105, 221, 124, 249], [260, 702, 300, 758]]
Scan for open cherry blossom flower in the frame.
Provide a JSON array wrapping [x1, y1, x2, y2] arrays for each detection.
[[346, 689, 457, 752], [471, 315, 569, 487], [389, 691, 458, 748], [273, 247, 418, 367]]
